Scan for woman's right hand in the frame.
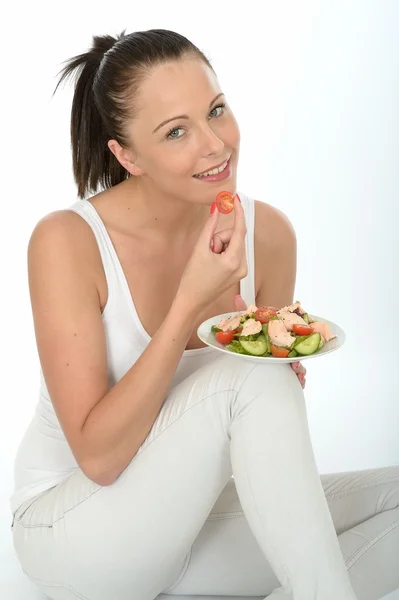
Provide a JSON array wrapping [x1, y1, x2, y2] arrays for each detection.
[[177, 196, 247, 314]]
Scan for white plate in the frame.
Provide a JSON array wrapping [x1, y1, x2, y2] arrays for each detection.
[[197, 311, 346, 364]]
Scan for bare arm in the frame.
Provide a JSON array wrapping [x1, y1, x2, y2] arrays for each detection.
[[254, 201, 297, 308], [28, 212, 197, 486]]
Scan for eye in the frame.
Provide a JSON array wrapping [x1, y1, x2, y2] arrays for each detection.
[[209, 102, 227, 118], [166, 127, 184, 140]]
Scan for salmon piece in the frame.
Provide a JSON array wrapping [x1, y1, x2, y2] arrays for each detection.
[[310, 322, 336, 342], [242, 318, 262, 336], [268, 319, 295, 348], [279, 301, 305, 315], [276, 309, 308, 331], [217, 314, 243, 332], [245, 304, 258, 316]]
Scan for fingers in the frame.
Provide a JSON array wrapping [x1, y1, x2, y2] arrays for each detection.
[[291, 361, 306, 375], [212, 227, 234, 254], [291, 361, 307, 388], [202, 205, 221, 245], [226, 196, 247, 257], [234, 294, 248, 311]]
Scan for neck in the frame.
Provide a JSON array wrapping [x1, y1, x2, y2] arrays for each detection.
[[119, 176, 210, 240]]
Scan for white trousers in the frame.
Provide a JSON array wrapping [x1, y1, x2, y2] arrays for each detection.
[[12, 355, 399, 600]]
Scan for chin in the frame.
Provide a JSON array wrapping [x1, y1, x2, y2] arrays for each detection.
[[190, 175, 238, 206]]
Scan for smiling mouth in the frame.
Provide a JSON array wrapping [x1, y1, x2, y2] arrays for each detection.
[[193, 157, 231, 178]]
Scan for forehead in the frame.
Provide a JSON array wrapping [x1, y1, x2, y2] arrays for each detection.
[[136, 58, 220, 119]]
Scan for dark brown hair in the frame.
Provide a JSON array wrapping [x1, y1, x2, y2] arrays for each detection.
[[54, 29, 213, 199]]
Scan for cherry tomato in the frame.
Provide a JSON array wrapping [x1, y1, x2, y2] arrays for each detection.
[[270, 344, 290, 358], [292, 324, 313, 336], [216, 330, 236, 345], [215, 191, 235, 214], [254, 307, 278, 324]]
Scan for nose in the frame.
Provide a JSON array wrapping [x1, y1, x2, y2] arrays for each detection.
[[198, 123, 225, 156]]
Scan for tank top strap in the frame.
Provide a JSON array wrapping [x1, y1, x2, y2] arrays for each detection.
[[238, 192, 256, 306], [66, 199, 120, 313]]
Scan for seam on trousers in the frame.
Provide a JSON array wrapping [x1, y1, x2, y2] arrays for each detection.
[[325, 476, 399, 500], [235, 364, 257, 398], [135, 388, 238, 458], [162, 547, 193, 593], [206, 511, 245, 520], [16, 487, 102, 529], [22, 568, 92, 600], [345, 517, 399, 570]]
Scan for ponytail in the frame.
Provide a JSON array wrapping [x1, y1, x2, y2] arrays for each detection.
[[54, 32, 129, 199]]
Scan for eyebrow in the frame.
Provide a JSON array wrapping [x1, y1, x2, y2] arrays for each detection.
[[152, 92, 225, 134]]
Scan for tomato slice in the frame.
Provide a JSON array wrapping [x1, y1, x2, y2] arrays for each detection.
[[270, 344, 290, 358], [254, 307, 278, 324], [215, 191, 235, 214], [292, 324, 314, 336], [216, 330, 235, 345]]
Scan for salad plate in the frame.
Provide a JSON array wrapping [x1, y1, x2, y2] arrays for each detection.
[[197, 303, 345, 364]]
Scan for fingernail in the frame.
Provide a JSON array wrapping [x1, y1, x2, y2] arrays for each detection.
[[210, 202, 217, 214]]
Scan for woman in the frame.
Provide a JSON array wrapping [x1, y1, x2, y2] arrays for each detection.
[[11, 29, 399, 600]]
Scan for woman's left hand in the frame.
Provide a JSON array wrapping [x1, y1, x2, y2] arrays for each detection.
[[233, 294, 307, 389]]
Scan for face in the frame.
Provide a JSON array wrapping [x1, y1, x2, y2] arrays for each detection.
[[114, 57, 240, 206]]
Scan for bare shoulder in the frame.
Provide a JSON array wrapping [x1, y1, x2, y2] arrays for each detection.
[[28, 208, 103, 283], [29, 208, 97, 254], [254, 200, 296, 251]]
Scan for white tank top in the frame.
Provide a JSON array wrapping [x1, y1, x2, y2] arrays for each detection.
[[10, 192, 256, 514]]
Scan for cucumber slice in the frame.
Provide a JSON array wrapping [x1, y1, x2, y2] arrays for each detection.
[[293, 335, 308, 347], [318, 336, 324, 349], [240, 335, 268, 356], [288, 349, 298, 358], [294, 333, 321, 356], [302, 313, 310, 324], [265, 333, 271, 354], [261, 324, 271, 354], [211, 325, 222, 333]]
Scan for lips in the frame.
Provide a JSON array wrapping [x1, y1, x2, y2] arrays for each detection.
[[194, 157, 230, 177]]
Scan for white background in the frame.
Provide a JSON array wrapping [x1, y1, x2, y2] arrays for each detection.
[[1, 1, 398, 599]]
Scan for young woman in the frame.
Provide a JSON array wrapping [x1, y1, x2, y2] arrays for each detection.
[[11, 29, 399, 600]]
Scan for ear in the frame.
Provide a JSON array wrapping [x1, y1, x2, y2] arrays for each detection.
[[107, 139, 146, 176]]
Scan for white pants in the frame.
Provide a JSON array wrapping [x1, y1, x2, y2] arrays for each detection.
[[12, 355, 399, 600]]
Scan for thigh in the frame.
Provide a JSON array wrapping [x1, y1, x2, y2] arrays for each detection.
[[168, 467, 399, 598]]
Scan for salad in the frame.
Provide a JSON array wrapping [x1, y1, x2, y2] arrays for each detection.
[[211, 302, 337, 358]]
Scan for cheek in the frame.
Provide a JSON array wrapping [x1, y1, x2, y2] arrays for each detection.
[[229, 116, 241, 147], [156, 146, 194, 177], [215, 116, 240, 153]]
